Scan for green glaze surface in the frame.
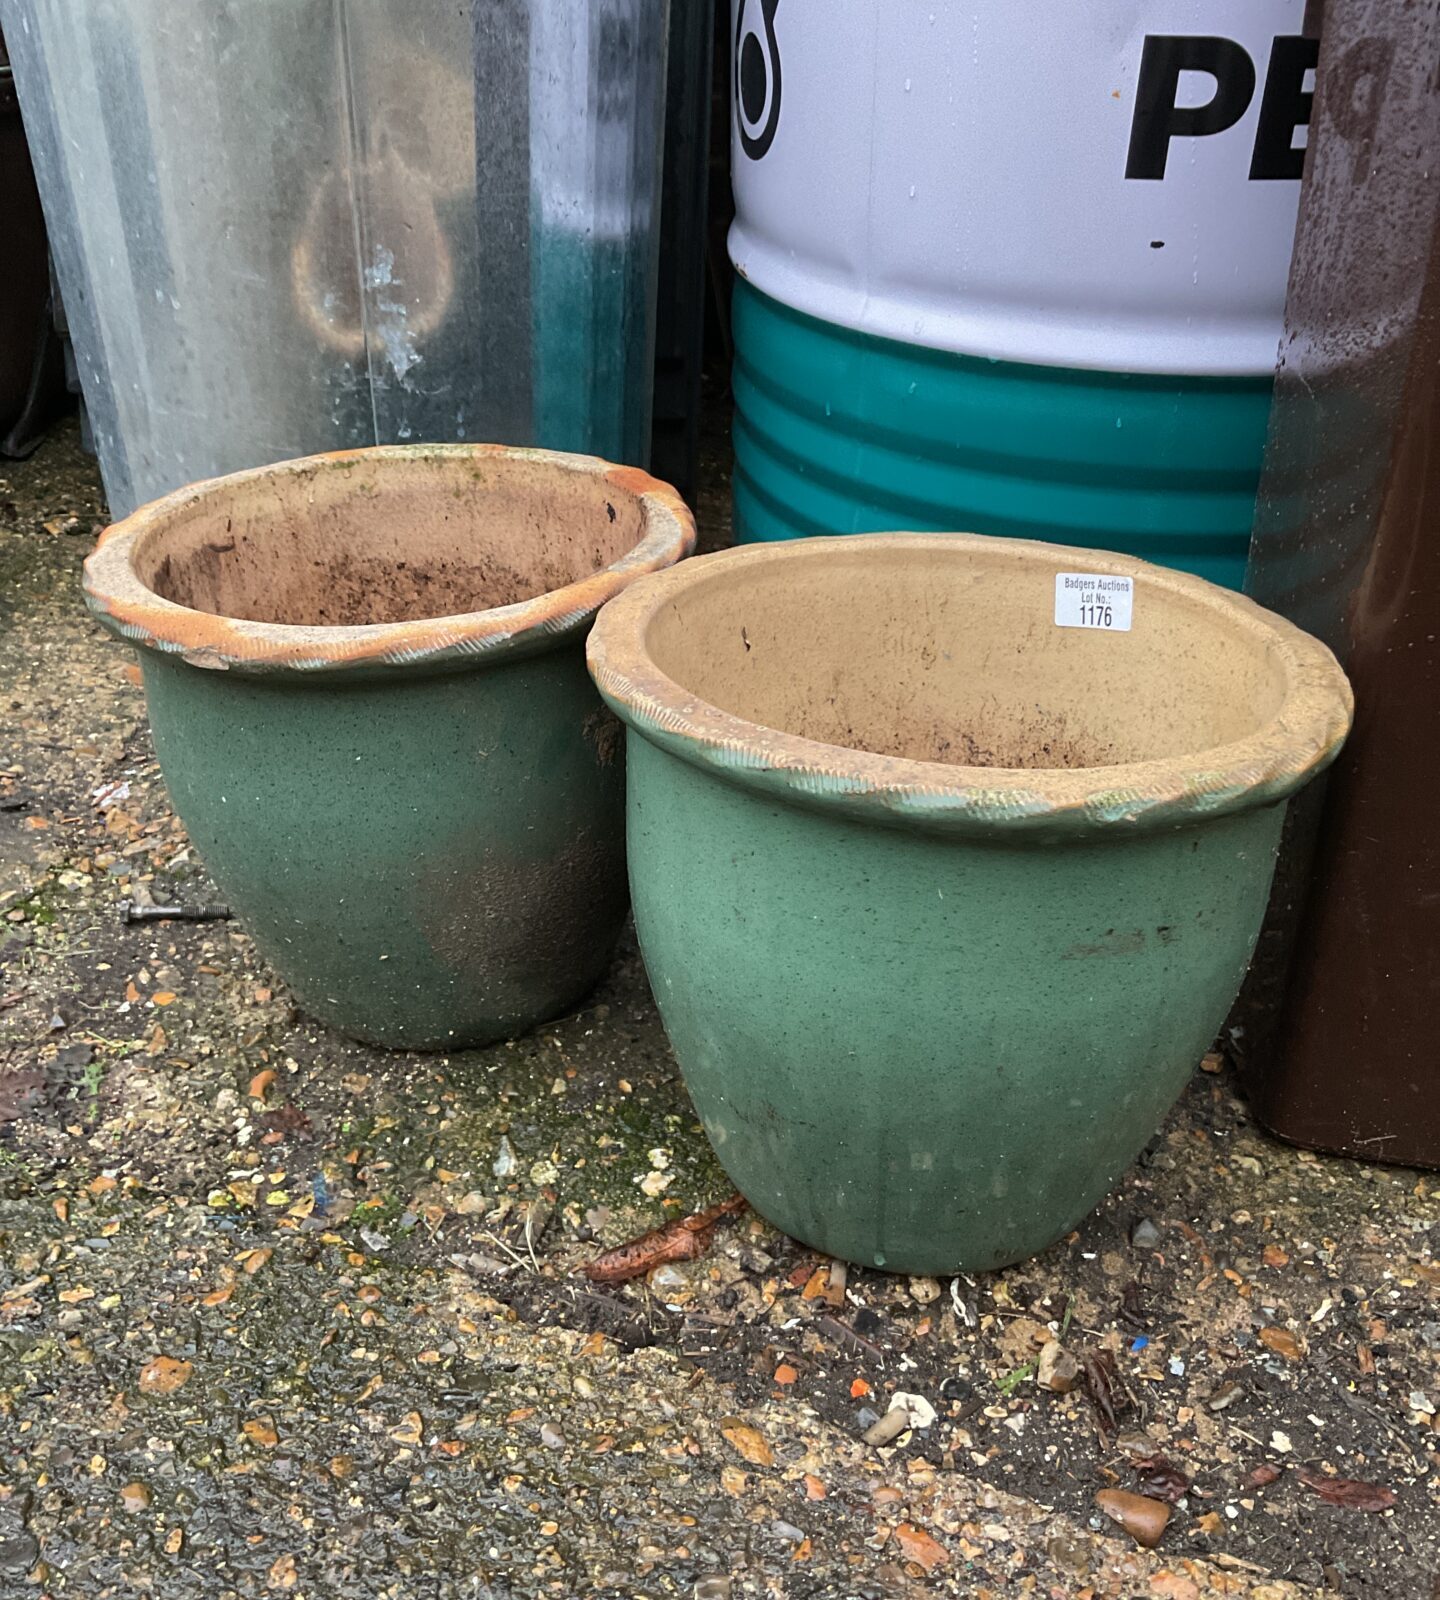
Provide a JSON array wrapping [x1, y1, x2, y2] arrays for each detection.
[[589, 534, 1350, 1275], [732, 281, 1273, 590], [626, 735, 1283, 1275], [82, 443, 695, 1051], [142, 645, 626, 1050]]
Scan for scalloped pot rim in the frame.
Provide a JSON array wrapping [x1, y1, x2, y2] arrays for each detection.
[[82, 443, 696, 676], [586, 533, 1354, 839]]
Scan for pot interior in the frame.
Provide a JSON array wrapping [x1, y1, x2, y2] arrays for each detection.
[[643, 541, 1291, 770], [133, 453, 647, 627]]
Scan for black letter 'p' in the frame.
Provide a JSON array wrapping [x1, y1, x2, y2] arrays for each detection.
[[1126, 35, 1257, 179]]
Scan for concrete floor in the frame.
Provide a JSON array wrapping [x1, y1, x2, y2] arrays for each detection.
[[1, 421, 1436, 1599]]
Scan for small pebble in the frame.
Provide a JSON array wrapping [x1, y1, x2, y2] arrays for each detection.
[[1045, 1534, 1090, 1577], [1131, 1218, 1162, 1250], [1207, 1379, 1243, 1412], [492, 1136, 517, 1179], [0, 1533, 40, 1574], [862, 1408, 910, 1448], [1095, 1488, 1170, 1548], [1037, 1340, 1080, 1393]]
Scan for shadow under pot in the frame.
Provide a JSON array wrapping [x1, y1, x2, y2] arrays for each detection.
[[587, 533, 1352, 1276], [83, 444, 695, 1049]]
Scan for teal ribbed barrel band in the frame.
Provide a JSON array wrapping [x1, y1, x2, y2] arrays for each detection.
[[731, 281, 1273, 591]]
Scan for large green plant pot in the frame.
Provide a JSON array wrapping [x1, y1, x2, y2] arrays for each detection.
[[84, 445, 694, 1050], [587, 534, 1351, 1274]]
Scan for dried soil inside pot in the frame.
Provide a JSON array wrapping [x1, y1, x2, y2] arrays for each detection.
[[640, 539, 1289, 773], [137, 453, 648, 627]]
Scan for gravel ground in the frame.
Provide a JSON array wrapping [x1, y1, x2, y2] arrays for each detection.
[[1, 421, 1437, 1600]]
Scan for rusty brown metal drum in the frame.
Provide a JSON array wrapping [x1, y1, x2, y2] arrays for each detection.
[[1240, 0, 1440, 1167]]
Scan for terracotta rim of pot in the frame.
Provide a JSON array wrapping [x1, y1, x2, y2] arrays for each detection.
[[83, 444, 695, 675], [586, 533, 1354, 838]]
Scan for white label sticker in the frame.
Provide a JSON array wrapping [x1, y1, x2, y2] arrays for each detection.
[[1054, 573, 1134, 632]]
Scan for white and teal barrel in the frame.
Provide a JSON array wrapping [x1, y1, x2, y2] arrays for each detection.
[[729, 1, 1314, 589]]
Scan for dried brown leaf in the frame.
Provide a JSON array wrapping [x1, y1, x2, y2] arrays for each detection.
[[1130, 1451, 1191, 1504], [1296, 1467, 1397, 1512], [257, 1102, 314, 1141], [1081, 1348, 1129, 1438], [1259, 1326, 1305, 1363], [581, 1193, 746, 1284]]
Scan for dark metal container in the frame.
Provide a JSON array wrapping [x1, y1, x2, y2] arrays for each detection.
[[650, 0, 715, 505], [1241, 0, 1440, 1167], [0, 29, 64, 457]]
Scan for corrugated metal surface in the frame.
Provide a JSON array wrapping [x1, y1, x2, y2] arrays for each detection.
[[7, 0, 667, 519]]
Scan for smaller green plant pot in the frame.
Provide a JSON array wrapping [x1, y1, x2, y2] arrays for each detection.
[[84, 445, 694, 1050], [587, 534, 1352, 1275]]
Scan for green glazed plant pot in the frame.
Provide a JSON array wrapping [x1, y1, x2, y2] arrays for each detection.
[[587, 533, 1352, 1274], [84, 444, 694, 1050]]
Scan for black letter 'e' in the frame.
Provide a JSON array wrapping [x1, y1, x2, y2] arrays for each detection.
[[1126, 35, 1257, 180], [1249, 35, 1319, 179]]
